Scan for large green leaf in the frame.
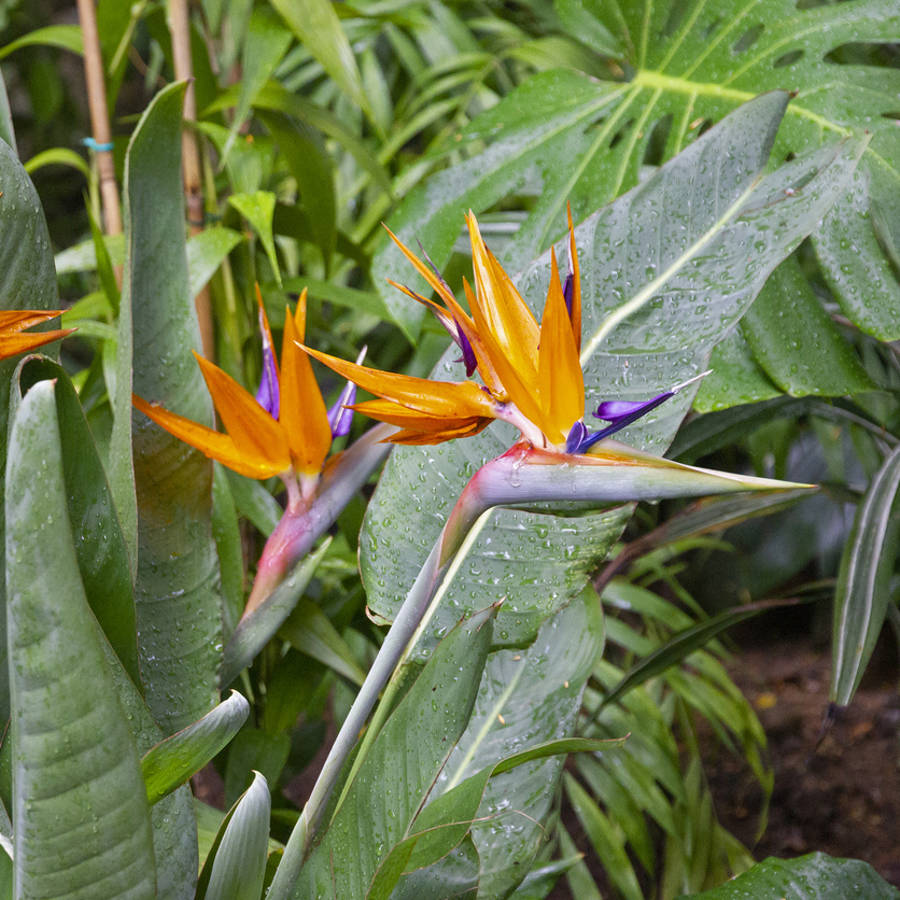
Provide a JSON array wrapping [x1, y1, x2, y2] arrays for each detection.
[[287, 606, 496, 900], [399, 589, 606, 898], [680, 852, 900, 899], [362, 95, 862, 642], [0, 69, 15, 153], [125, 83, 223, 734], [830, 442, 900, 705], [377, 0, 900, 343], [740, 255, 875, 398], [10, 358, 140, 686], [5, 380, 156, 899], [0, 131, 59, 725]]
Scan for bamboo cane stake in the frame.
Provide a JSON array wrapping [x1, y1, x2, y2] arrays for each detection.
[[168, 0, 215, 358], [76, 0, 122, 247]]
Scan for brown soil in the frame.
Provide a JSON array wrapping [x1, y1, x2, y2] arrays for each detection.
[[710, 639, 900, 887]]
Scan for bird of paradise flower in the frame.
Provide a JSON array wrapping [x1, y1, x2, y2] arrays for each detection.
[[301, 210, 703, 455]]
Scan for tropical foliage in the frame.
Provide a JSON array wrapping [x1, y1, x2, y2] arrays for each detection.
[[0, 1, 897, 898]]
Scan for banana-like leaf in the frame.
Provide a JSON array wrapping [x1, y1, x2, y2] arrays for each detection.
[[0, 130, 60, 725], [197, 772, 271, 900], [9, 358, 141, 685], [830, 443, 900, 705], [276, 606, 496, 900], [362, 94, 860, 650], [377, 0, 900, 347], [142, 691, 250, 805], [679, 852, 900, 899], [0, 24, 83, 60], [124, 82, 223, 734], [5, 380, 156, 899], [228, 191, 280, 283], [412, 589, 606, 899]]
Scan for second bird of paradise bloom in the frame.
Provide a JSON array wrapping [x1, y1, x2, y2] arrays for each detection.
[[0, 310, 72, 361], [133, 288, 362, 614], [300, 209, 704, 456]]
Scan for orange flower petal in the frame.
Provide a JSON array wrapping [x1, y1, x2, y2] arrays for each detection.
[[193, 353, 291, 473], [0, 328, 74, 360], [0, 309, 65, 330], [388, 419, 491, 445], [133, 394, 286, 479], [538, 248, 584, 442], [352, 397, 490, 433], [383, 225, 459, 312], [466, 212, 539, 382], [300, 345, 498, 420], [280, 295, 332, 474]]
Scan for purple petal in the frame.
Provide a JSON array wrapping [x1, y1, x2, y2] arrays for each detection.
[[327, 380, 356, 438], [562, 272, 574, 319], [594, 397, 670, 422], [456, 320, 478, 376], [255, 323, 280, 418], [565, 421, 588, 454]]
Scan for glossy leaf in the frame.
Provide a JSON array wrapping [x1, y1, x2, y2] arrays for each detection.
[[220, 540, 332, 686], [142, 691, 250, 805], [287, 606, 496, 900], [830, 443, 900, 705], [741, 256, 875, 397], [125, 82, 223, 734], [197, 772, 271, 900], [679, 852, 900, 899], [378, 0, 900, 343], [5, 380, 156, 899], [694, 330, 783, 412], [0, 130, 60, 726], [12, 358, 141, 685]]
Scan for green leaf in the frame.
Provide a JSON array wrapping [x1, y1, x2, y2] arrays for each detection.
[[280, 596, 367, 686], [197, 772, 271, 900], [141, 691, 250, 805], [222, 7, 292, 163], [125, 82, 223, 734], [291, 606, 496, 899], [13, 358, 141, 686], [24, 146, 90, 178], [695, 329, 788, 412], [261, 111, 336, 269], [0, 67, 16, 153], [0, 24, 83, 60], [5, 380, 156, 898], [220, 539, 332, 686], [596, 597, 809, 712], [229, 190, 281, 284], [679, 852, 900, 900], [188, 227, 244, 296], [362, 95, 860, 647], [0, 130, 60, 725], [369, 735, 617, 900], [830, 443, 900, 705], [741, 256, 876, 397], [269, 0, 374, 128], [281, 276, 390, 321]]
